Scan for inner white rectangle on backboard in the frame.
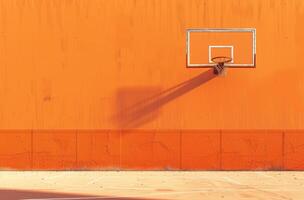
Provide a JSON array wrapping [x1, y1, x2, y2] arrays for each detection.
[[186, 28, 256, 68], [208, 45, 234, 64]]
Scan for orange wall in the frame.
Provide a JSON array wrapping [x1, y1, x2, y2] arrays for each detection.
[[0, 0, 304, 170], [0, 0, 303, 129]]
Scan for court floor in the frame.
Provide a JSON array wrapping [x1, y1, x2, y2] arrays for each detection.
[[0, 171, 303, 200]]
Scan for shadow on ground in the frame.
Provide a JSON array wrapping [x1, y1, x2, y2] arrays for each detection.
[[0, 189, 161, 200]]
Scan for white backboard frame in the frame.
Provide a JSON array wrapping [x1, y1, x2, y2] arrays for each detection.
[[186, 28, 256, 68]]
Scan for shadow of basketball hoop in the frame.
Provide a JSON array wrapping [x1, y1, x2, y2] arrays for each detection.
[[113, 69, 216, 128]]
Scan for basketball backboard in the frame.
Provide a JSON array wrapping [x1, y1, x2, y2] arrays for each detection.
[[186, 28, 256, 68]]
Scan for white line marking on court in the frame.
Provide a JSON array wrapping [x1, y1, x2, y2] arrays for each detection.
[[46, 174, 66, 179], [256, 172, 276, 179], [222, 176, 242, 185]]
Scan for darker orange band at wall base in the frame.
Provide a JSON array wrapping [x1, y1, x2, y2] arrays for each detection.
[[0, 130, 303, 170]]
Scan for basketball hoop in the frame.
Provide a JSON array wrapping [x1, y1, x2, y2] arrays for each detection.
[[211, 56, 232, 75]]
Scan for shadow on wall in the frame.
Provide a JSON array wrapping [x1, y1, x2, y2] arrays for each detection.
[[0, 189, 161, 200], [113, 69, 216, 128]]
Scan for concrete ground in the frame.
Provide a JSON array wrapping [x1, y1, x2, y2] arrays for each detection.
[[0, 171, 303, 200]]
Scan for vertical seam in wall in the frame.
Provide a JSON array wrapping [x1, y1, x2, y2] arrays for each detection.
[[179, 129, 182, 170], [119, 129, 122, 170], [219, 130, 222, 170], [75, 129, 78, 169], [282, 130, 285, 170], [31, 129, 33, 170]]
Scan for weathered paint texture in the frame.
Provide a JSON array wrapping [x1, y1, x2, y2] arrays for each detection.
[[0, 0, 303, 170]]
